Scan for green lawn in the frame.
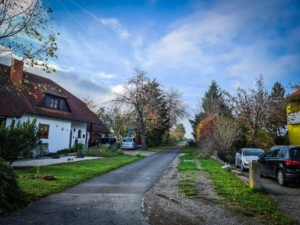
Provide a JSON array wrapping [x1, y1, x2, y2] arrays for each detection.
[[16, 155, 144, 202]]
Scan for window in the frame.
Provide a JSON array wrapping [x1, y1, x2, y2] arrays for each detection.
[[78, 130, 82, 138], [38, 95, 70, 112], [40, 124, 49, 138], [50, 98, 59, 109]]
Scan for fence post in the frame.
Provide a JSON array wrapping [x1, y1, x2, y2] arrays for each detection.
[[249, 161, 261, 189]]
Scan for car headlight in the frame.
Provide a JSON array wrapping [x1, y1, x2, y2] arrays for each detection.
[[243, 159, 249, 164]]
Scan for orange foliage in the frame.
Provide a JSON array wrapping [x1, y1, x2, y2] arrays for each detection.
[[196, 114, 219, 144]]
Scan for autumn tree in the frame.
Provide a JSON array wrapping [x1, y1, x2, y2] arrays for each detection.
[[224, 75, 286, 146], [196, 114, 219, 155], [0, 0, 59, 90], [190, 80, 229, 140], [170, 124, 186, 142], [97, 106, 131, 141], [111, 69, 166, 150]]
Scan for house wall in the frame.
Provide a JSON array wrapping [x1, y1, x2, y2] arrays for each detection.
[[70, 121, 87, 148], [287, 101, 300, 145], [288, 124, 300, 145], [6, 115, 71, 153]]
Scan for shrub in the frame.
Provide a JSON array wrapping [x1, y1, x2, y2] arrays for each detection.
[[0, 158, 24, 216], [72, 142, 85, 152], [218, 150, 235, 162], [246, 129, 275, 150], [83, 145, 123, 157], [56, 148, 72, 155], [0, 118, 41, 165], [34, 142, 49, 158]]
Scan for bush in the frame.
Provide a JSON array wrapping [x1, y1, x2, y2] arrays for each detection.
[[34, 142, 49, 158], [56, 148, 72, 155], [218, 150, 235, 162], [0, 158, 24, 216], [83, 145, 123, 157], [72, 142, 85, 152]]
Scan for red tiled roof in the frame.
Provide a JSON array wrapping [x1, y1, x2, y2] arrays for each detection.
[[288, 89, 300, 99], [0, 63, 109, 134]]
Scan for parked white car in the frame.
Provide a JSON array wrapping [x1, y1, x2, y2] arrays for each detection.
[[235, 148, 265, 171], [122, 137, 137, 150]]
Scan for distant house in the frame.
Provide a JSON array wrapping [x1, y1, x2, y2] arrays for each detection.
[[287, 90, 300, 145], [0, 59, 109, 152]]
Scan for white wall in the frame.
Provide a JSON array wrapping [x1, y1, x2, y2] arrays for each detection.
[[70, 121, 87, 147], [288, 112, 300, 125], [6, 114, 72, 152]]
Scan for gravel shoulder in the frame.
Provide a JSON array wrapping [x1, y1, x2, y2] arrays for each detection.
[[143, 156, 264, 225]]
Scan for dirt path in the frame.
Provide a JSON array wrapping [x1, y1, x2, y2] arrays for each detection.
[[143, 157, 263, 225]]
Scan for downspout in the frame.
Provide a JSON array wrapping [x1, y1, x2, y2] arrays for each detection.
[[89, 123, 93, 148]]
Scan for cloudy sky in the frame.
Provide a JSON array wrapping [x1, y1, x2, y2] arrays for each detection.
[[5, 0, 300, 138]]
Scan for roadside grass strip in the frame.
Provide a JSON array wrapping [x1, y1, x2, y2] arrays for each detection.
[[16, 155, 144, 203], [177, 145, 199, 196], [200, 158, 293, 225]]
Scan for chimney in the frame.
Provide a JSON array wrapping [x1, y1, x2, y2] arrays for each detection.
[[10, 59, 24, 83]]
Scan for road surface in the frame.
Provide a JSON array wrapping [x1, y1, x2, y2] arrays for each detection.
[[1, 147, 182, 225]]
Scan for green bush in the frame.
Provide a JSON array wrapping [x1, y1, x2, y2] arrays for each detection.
[[56, 148, 72, 155], [83, 145, 123, 157], [0, 158, 24, 216], [72, 142, 85, 152]]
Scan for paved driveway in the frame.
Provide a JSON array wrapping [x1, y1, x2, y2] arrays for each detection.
[[240, 169, 300, 223], [1, 147, 182, 225]]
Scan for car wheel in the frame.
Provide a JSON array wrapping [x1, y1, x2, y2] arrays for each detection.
[[240, 162, 244, 171], [277, 170, 288, 186]]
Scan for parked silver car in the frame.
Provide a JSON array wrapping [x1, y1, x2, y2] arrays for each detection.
[[235, 148, 265, 171], [122, 137, 137, 150]]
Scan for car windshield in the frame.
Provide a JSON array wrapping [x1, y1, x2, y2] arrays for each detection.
[[243, 149, 264, 156], [289, 148, 300, 160], [123, 138, 132, 142]]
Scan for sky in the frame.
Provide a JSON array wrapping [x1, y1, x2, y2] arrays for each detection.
[[3, 0, 300, 138]]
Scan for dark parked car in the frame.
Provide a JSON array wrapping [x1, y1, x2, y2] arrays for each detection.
[[90, 138, 119, 148], [258, 145, 300, 186]]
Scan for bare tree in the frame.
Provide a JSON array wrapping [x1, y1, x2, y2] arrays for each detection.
[[111, 69, 165, 150], [82, 95, 99, 114], [165, 88, 189, 142], [213, 118, 242, 151]]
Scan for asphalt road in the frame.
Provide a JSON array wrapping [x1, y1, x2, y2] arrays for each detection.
[[1, 147, 182, 225]]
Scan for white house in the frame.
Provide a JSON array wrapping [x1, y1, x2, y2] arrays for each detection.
[[0, 59, 110, 152]]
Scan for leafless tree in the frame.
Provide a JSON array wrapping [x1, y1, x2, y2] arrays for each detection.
[[82, 95, 99, 114], [165, 88, 189, 142], [213, 118, 242, 151]]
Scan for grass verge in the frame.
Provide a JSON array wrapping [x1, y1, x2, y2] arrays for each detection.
[[16, 155, 144, 203], [200, 158, 293, 225], [177, 145, 199, 196]]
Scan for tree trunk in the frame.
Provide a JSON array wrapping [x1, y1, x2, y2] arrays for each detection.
[[140, 123, 148, 150]]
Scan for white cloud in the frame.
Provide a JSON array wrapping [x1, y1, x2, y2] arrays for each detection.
[[100, 18, 131, 39]]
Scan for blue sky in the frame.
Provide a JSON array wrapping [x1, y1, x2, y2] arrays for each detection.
[[8, 0, 300, 138]]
